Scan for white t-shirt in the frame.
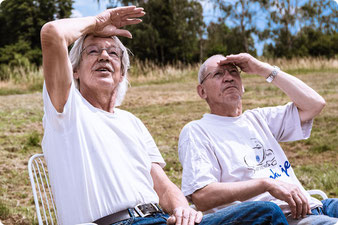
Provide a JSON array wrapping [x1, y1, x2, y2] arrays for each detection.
[[42, 82, 165, 225], [178, 102, 322, 214]]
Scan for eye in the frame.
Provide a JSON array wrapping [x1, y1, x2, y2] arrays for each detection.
[[229, 69, 239, 76], [86, 47, 99, 55], [89, 50, 99, 54], [108, 50, 118, 56], [213, 72, 222, 78]]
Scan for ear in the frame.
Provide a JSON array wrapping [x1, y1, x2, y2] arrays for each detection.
[[73, 69, 79, 79], [197, 84, 207, 99], [119, 71, 124, 82]]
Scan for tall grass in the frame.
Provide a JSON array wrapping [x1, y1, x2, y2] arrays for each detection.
[[0, 65, 43, 95], [1, 56, 337, 94]]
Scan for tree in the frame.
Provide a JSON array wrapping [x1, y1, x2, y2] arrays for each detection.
[[204, 20, 256, 59], [211, 0, 260, 54], [112, 0, 205, 63], [0, 0, 73, 69], [261, 0, 337, 58]]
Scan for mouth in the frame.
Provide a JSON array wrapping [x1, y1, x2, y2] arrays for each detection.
[[94, 64, 114, 73], [223, 85, 238, 92]]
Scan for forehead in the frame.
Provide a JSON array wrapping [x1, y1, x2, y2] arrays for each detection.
[[205, 55, 226, 68], [83, 35, 117, 47]]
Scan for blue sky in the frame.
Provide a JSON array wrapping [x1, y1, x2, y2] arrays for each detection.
[[72, 0, 338, 56], [72, 0, 262, 53]]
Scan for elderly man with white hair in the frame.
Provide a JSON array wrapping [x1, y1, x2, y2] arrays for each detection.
[[40, 6, 289, 225]]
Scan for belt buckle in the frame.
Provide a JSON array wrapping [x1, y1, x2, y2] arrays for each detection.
[[134, 203, 158, 217]]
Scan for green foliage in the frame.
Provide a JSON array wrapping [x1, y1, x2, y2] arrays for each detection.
[[120, 0, 204, 63], [212, 0, 260, 54], [261, 0, 338, 58], [204, 22, 256, 59], [0, 0, 73, 71]]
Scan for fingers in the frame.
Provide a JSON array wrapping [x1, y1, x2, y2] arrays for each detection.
[[267, 180, 311, 220], [95, 25, 133, 38], [120, 18, 143, 27], [169, 207, 203, 225], [298, 191, 310, 218], [195, 211, 203, 223], [113, 29, 133, 39], [284, 193, 297, 219], [111, 6, 145, 22], [284, 187, 310, 219]]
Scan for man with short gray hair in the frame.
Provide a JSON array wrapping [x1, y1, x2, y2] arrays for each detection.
[[178, 53, 338, 225]]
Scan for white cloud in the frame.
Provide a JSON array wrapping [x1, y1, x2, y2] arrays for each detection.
[[71, 9, 83, 18]]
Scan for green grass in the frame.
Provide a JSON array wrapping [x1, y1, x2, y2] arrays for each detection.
[[294, 164, 338, 197], [0, 58, 337, 224]]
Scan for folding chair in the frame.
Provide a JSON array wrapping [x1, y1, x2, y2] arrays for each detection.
[[28, 153, 59, 225], [307, 189, 328, 200]]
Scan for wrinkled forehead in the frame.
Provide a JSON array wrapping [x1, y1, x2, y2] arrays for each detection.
[[83, 35, 117, 47], [205, 55, 226, 69]]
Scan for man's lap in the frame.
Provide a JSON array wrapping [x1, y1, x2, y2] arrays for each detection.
[[109, 201, 287, 225]]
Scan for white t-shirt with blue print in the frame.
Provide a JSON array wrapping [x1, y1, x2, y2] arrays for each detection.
[[178, 102, 322, 214]]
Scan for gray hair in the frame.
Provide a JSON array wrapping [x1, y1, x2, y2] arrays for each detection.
[[198, 54, 224, 84], [69, 35, 130, 107]]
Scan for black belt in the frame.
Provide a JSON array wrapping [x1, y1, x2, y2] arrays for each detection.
[[93, 203, 162, 225]]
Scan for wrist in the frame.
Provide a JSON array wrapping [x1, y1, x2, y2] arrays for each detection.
[[261, 178, 272, 192], [266, 66, 280, 83]]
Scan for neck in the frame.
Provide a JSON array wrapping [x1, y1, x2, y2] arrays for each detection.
[[80, 87, 117, 113], [210, 100, 242, 117]]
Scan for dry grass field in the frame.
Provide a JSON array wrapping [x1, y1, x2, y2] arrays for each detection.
[[0, 58, 337, 224]]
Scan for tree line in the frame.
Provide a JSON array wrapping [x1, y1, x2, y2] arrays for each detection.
[[0, 0, 337, 79]]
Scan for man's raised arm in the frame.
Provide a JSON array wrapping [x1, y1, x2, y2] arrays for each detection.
[[40, 6, 144, 112], [220, 53, 326, 122]]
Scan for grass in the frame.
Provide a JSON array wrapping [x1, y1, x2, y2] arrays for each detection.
[[0, 57, 337, 224]]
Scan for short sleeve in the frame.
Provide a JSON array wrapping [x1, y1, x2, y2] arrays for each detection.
[[135, 117, 166, 168], [42, 81, 76, 132], [256, 102, 313, 142], [178, 123, 221, 197]]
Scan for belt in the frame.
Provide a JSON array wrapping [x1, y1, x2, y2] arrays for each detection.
[[93, 203, 162, 225]]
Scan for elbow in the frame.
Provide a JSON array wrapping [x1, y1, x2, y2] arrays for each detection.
[[191, 190, 215, 212], [317, 97, 326, 113], [40, 22, 63, 48], [191, 192, 207, 212], [312, 97, 326, 117]]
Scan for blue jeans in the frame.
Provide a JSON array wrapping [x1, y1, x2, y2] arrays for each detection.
[[287, 198, 338, 225], [111, 201, 288, 225], [311, 198, 338, 217]]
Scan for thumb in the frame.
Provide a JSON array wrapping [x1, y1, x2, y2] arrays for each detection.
[[166, 215, 176, 225]]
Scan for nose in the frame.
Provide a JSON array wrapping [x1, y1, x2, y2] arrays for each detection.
[[98, 49, 110, 61], [222, 70, 234, 83]]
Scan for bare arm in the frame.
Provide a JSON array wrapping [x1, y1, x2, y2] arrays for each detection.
[[151, 163, 203, 225], [40, 6, 144, 112], [192, 178, 310, 219], [220, 53, 326, 123]]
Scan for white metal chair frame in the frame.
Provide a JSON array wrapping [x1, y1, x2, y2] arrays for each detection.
[[28, 153, 59, 225]]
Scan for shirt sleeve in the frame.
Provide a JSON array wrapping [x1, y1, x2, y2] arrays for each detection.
[[42, 81, 76, 132], [178, 123, 221, 197], [256, 102, 313, 142], [135, 117, 166, 168]]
